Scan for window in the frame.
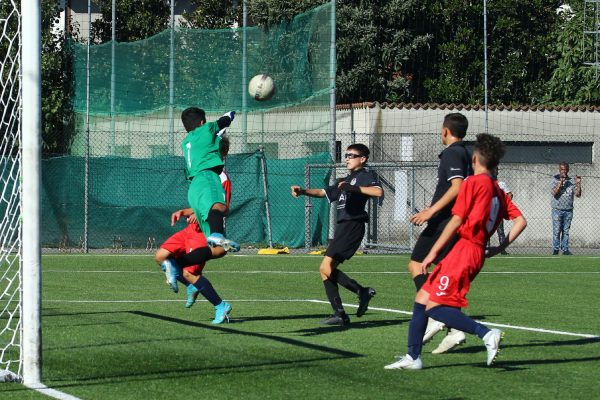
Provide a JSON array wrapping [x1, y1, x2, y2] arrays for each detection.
[[150, 145, 169, 158]]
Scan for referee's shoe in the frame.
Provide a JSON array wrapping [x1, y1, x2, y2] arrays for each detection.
[[356, 287, 376, 317]]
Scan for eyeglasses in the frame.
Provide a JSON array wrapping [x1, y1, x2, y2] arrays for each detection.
[[344, 153, 363, 159]]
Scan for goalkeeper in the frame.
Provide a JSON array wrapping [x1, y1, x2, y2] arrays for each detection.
[[163, 108, 238, 289]]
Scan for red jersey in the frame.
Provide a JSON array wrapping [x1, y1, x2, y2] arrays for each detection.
[[452, 174, 522, 246]]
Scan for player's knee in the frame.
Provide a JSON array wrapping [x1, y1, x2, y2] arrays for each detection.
[[211, 202, 227, 212], [155, 248, 169, 264]]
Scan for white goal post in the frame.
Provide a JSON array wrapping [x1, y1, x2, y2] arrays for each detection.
[[0, 0, 41, 385]]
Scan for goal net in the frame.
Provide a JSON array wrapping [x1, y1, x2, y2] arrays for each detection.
[[0, 0, 22, 382]]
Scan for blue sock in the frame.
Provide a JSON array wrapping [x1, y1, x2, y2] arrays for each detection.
[[193, 276, 222, 306], [407, 303, 427, 360], [426, 305, 490, 339]]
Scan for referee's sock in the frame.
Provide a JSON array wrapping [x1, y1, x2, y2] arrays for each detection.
[[331, 270, 363, 294], [193, 276, 222, 306], [175, 246, 213, 268], [426, 305, 490, 338], [323, 279, 345, 315]]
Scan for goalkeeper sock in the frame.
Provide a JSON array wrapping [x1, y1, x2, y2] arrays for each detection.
[[207, 209, 225, 235], [175, 246, 212, 268], [193, 276, 222, 306], [331, 269, 363, 294]]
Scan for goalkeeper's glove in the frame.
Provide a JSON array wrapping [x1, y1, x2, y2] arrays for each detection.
[[223, 111, 235, 122], [217, 128, 227, 137]]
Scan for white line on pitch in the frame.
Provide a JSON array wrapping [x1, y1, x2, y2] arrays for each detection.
[[26, 383, 82, 400], [44, 269, 600, 275], [45, 298, 599, 339]]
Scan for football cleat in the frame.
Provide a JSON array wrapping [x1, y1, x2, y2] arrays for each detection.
[[422, 318, 446, 343], [212, 301, 232, 324], [431, 329, 466, 354], [185, 284, 200, 308], [160, 258, 181, 293], [207, 233, 240, 252], [483, 328, 504, 366], [356, 287, 376, 317], [321, 313, 350, 326], [384, 354, 423, 370]]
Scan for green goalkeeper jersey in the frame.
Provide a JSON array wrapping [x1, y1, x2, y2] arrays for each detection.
[[181, 121, 223, 179]]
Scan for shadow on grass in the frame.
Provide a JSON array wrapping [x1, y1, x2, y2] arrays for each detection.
[[292, 318, 411, 336], [130, 310, 363, 358]]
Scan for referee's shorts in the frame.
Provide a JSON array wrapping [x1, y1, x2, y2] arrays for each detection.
[[325, 219, 365, 263], [411, 214, 458, 264]]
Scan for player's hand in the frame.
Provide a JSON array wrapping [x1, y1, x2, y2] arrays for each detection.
[[171, 210, 186, 226], [223, 111, 235, 122], [410, 207, 434, 226], [187, 214, 198, 224], [338, 181, 358, 192], [291, 185, 303, 198], [420, 253, 436, 274]]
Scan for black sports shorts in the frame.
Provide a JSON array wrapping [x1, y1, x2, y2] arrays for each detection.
[[325, 219, 365, 263], [411, 213, 458, 264]]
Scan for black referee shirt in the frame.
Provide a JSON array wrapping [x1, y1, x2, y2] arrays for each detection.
[[324, 167, 381, 223], [430, 141, 472, 217]]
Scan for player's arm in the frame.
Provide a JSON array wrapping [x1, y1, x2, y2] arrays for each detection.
[[575, 175, 582, 197], [171, 208, 194, 225], [337, 181, 383, 197], [410, 178, 462, 226], [487, 195, 528, 257], [216, 111, 235, 131], [420, 214, 463, 273], [291, 185, 325, 198], [487, 216, 527, 258]]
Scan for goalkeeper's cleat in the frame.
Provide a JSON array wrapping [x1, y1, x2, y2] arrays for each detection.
[[212, 301, 232, 324], [431, 329, 466, 354], [160, 258, 181, 293], [483, 328, 504, 366], [356, 287, 376, 317], [422, 318, 446, 343], [384, 354, 423, 370], [207, 233, 240, 253], [185, 284, 200, 308]]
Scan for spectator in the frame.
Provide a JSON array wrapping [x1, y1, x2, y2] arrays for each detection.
[[550, 162, 581, 255]]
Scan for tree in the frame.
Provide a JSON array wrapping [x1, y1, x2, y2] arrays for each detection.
[[42, 0, 76, 156], [90, 0, 170, 43], [544, 2, 600, 105]]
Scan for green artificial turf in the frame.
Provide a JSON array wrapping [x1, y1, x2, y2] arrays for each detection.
[[1, 254, 598, 399]]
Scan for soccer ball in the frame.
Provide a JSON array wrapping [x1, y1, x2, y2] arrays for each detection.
[[248, 74, 275, 101]]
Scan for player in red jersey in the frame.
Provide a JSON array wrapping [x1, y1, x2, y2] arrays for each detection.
[[155, 137, 233, 324], [385, 133, 527, 370]]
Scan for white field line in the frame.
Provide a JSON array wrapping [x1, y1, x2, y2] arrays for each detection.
[[45, 298, 600, 340], [44, 270, 600, 274], [41, 254, 600, 259], [26, 384, 82, 400]]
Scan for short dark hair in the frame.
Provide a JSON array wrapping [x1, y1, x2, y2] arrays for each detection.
[[347, 143, 370, 158], [443, 113, 468, 139], [559, 162, 569, 169], [474, 133, 505, 170], [181, 107, 206, 132], [219, 136, 230, 158]]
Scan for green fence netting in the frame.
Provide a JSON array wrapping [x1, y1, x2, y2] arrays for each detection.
[[70, 3, 332, 114], [41, 152, 331, 250]]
